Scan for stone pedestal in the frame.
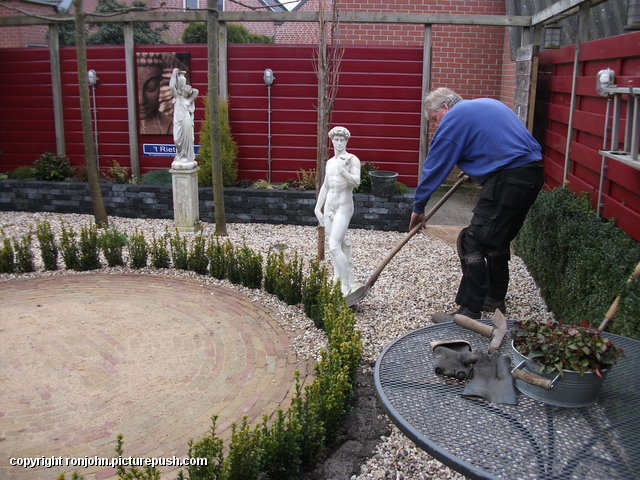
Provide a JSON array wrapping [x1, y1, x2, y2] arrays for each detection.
[[170, 164, 200, 232]]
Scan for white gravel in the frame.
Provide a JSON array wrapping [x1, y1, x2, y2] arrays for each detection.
[[0, 211, 553, 480]]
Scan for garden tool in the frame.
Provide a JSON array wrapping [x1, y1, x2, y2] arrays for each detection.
[[462, 352, 517, 405], [453, 309, 508, 354], [431, 339, 475, 380], [599, 260, 640, 331], [345, 175, 469, 307]]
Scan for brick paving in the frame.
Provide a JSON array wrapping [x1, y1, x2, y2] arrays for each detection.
[[0, 274, 314, 480]]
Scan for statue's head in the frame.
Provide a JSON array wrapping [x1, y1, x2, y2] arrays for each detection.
[[328, 126, 351, 140]]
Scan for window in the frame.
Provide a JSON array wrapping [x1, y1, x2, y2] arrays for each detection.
[[259, 0, 306, 12], [187, 0, 223, 9]]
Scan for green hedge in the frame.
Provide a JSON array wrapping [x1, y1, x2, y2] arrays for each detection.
[[514, 187, 640, 339]]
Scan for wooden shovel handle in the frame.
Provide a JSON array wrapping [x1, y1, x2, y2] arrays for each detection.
[[366, 175, 469, 286], [599, 260, 640, 331], [511, 368, 555, 391], [453, 314, 493, 338]]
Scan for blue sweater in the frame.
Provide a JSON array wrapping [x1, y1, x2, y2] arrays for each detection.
[[413, 98, 542, 214]]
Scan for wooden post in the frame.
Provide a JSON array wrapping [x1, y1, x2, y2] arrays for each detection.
[[124, 22, 140, 180], [418, 24, 432, 177], [73, 0, 108, 227], [48, 23, 65, 157], [208, 0, 227, 235]]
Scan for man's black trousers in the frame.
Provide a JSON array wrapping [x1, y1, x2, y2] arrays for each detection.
[[455, 163, 544, 312]]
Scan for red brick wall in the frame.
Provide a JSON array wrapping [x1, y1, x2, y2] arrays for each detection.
[[0, 1, 53, 48]]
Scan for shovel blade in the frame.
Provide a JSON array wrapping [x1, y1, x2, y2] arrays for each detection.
[[345, 284, 370, 307]]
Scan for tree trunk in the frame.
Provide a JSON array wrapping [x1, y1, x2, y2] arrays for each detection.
[[208, 1, 227, 236], [73, 0, 108, 228], [315, 10, 328, 260]]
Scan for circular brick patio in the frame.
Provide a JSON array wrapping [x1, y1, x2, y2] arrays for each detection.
[[0, 273, 313, 480]]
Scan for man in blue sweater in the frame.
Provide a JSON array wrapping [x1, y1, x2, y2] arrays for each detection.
[[409, 88, 544, 322]]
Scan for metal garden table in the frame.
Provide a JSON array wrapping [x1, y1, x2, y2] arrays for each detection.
[[374, 321, 640, 480]]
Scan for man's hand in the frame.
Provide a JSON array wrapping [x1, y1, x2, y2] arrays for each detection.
[[409, 212, 426, 231]]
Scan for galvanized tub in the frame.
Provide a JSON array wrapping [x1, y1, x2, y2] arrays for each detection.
[[511, 341, 608, 408]]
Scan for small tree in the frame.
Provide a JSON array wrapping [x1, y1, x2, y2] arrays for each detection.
[[198, 97, 239, 187], [182, 22, 273, 44]]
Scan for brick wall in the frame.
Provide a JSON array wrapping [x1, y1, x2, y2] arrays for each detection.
[[0, 2, 52, 48]]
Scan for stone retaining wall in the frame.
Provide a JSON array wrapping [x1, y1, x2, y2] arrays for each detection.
[[0, 180, 413, 232]]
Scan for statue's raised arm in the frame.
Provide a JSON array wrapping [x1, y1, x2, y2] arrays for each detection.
[[170, 68, 199, 170]]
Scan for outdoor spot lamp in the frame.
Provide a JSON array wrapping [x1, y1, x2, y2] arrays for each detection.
[[263, 68, 275, 86], [543, 24, 562, 49], [87, 69, 98, 85], [626, 0, 640, 29]]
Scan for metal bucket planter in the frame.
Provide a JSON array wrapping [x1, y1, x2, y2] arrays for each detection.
[[369, 171, 398, 197], [511, 341, 608, 408]]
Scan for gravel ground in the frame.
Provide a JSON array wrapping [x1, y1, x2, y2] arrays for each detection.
[[0, 211, 554, 480]]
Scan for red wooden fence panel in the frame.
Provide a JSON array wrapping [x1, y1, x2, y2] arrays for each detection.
[[227, 44, 423, 184], [534, 31, 640, 242], [0, 43, 423, 186]]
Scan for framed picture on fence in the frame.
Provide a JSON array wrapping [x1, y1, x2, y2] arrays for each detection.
[[136, 52, 190, 135]]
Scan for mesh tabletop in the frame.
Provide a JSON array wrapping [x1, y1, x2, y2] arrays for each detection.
[[374, 321, 640, 480]]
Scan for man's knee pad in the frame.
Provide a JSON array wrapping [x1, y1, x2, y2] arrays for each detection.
[[457, 227, 484, 267], [487, 248, 510, 262]]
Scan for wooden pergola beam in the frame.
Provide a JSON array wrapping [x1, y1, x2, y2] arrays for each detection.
[[0, 10, 532, 27]]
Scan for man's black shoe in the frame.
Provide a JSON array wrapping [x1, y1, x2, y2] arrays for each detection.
[[432, 306, 481, 324], [482, 297, 506, 314]]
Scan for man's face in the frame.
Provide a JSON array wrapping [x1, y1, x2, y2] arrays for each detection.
[[428, 103, 449, 129], [332, 135, 347, 151]]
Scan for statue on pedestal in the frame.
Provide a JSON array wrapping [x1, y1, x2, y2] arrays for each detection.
[[315, 126, 362, 296], [170, 68, 199, 170]]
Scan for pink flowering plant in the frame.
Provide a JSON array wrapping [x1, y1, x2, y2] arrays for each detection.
[[513, 317, 624, 377]]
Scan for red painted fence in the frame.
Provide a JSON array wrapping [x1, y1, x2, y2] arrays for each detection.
[[534, 31, 640, 241], [0, 43, 423, 186]]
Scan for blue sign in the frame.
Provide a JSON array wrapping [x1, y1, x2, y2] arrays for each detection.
[[143, 144, 200, 157]]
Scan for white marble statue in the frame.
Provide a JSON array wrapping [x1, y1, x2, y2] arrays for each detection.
[[315, 126, 362, 296], [170, 68, 199, 170]]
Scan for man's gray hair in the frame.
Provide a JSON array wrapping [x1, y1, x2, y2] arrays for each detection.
[[328, 126, 351, 139], [425, 88, 463, 114]]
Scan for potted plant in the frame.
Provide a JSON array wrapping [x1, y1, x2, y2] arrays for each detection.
[[511, 317, 624, 408]]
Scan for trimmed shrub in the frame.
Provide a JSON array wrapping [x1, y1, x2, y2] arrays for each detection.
[[225, 416, 263, 480], [100, 227, 127, 267], [188, 234, 209, 275], [60, 223, 79, 270], [170, 230, 189, 270], [78, 224, 101, 271], [207, 235, 228, 280], [36, 221, 58, 271], [236, 244, 263, 289], [149, 231, 170, 269], [128, 230, 148, 269], [302, 259, 330, 328], [514, 187, 640, 339], [264, 249, 303, 305], [0, 234, 15, 273], [14, 232, 35, 273], [184, 416, 225, 480]]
